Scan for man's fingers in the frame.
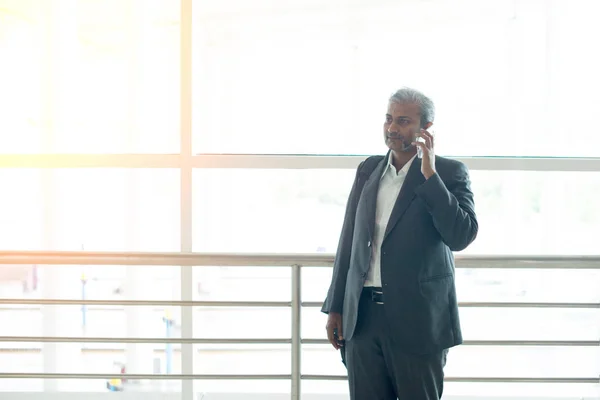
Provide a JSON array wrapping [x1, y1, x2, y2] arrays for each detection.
[[419, 129, 434, 149], [412, 141, 427, 152], [327, 326, 339, 349], [326, 314, 343, 350]]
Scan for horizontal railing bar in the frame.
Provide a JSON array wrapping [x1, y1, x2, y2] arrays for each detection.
[[0, 373, 291, 380], [2, 340, 599, 351], [0, 251, 333, 266], [301, 339, 600, 346], [459, 302, 600, 308], [0, 336, 292, 344], [7, 337, 591, 346], [0, 251, 599, 267], [0, 372, 596, 384], [302, 301, 600, 308], [0, 299, 291, 307], [2, 299, 598, 308], [0, 349, 270, 354], [302, 375, 599, 383], [454, 257, 600, 270]]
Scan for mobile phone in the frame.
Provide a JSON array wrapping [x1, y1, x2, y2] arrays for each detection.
[[415, 129, 426, 159], [333, 328, 345, 346], [415, 128, 434, 158]]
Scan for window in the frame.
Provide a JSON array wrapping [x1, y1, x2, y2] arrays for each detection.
[[193, 169, 600, 255], [192, 169, 355, 253], [1, 0, 600, 398], [192, 0, 600, 157], [0, 169, 180, 252], [0, 0, 180, 154]]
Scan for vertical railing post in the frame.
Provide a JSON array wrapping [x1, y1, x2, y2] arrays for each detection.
[[180, 0, 194, 398], [291, 264, 302, 400]]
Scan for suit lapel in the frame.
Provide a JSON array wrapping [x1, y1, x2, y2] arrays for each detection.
[[383, 157, 425, 241], [361, 155, 388, 240]]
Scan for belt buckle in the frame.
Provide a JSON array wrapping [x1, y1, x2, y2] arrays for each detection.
[[372, 289, 384, 304]]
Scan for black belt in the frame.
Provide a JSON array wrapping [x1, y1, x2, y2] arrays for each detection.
[[363, 287, 384, 304]]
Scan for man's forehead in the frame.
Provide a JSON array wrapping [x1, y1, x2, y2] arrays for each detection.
[[387, 101, 421, 117]]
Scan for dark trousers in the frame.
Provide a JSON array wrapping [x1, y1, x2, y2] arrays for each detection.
[[343, 289, 448, 400]]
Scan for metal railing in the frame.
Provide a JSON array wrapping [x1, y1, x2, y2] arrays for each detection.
[[0, 251, 600, 399]]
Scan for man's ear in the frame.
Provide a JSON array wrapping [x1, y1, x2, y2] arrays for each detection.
[[423, 121, 433, 130]]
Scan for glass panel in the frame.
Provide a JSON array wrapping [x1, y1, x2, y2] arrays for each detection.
[[0, 342, 184, 374], [0, 169, 179, 251], [456, 269, 600, 303], [193, 169, 600, 255], [0, 169, 44, 249], [302, 267, 333, 304], [192, 266, 292, 338], [302, 344, 346, 377], [192, 169, 355, 253], [302, 307, 600, 341], [0, 306, 184, 341], [302, 378, 600, 399], [195, 307, 291, 340], [302, 343, 600, 378], [0, 0, 180, 154], [0, 306, 290, 344], [465, 170, 600, 255], [193, 267, 291, 302], [192, 0, 600, 157], [444, 382, 600, 398], [459, 308, 600, 341], [302, 381, 350, 399], [0, 379, 182, 394], [193, 380, 290, 397], [446, 346, 600, 378], [194, 344, 290, 375]]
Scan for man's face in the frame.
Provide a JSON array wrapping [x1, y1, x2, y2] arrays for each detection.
[[383, 101, 423, 153]]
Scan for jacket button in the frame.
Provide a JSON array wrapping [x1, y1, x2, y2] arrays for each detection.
[[367, 241, 371, 247], [361, 272, 367, 278]]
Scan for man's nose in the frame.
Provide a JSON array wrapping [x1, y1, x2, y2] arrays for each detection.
[[388, 123, 398, 134]]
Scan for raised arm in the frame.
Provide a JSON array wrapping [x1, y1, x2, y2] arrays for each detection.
[[414, 161, 478, 251]]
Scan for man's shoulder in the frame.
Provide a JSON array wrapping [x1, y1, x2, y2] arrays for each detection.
[[357, 155, 385, 175]]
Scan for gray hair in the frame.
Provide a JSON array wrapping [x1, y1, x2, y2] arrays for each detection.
[[389, 87, 435, 127]]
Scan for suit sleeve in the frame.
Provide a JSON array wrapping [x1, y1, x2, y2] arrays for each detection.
[[321, 161, 365, 314], [414, 161, 478, 252]]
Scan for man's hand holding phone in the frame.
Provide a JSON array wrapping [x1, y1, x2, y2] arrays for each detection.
[[413, 128, 437, 179], [326, 312, 344, 350]]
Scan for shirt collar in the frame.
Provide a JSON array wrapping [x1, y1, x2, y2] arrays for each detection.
[[382, 152, 417, 179]]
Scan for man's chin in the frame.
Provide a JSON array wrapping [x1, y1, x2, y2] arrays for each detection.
[[387, 142, 415, 153]]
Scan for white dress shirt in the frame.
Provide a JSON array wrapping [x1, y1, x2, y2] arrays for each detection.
[[364, 153, 416, 287]]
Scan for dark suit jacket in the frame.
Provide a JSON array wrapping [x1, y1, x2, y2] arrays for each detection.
[[322, 152, 478, 355]]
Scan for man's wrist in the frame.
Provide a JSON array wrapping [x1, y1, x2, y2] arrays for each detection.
[[423, 169, 437, 180]]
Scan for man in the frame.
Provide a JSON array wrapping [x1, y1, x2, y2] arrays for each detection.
[[322, 87, 478, 399]]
